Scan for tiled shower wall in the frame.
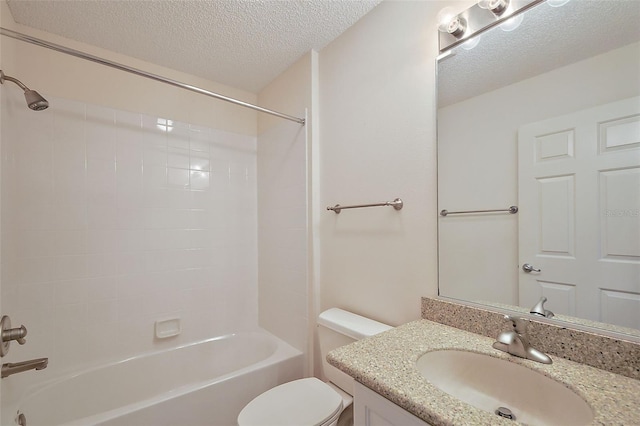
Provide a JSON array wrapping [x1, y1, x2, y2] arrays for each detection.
[[0, 91, 258, 377]]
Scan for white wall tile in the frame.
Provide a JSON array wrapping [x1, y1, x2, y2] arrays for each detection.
[[16, 230, 55, 258], [143, 144, 167, 167], [51, 205, 88, 230], [190, 171, 210, 190], [167, 122, 190, 149], [86, 158, 117, 206], [87, 300, 119, 325], [167, 167, 189, 187], [87, 276, 117, 301], [116, 207, 146, 229], [87, 204, 118, 230], [55, 279, 89, 305], [2, 94, 258, 384], [50, 230, 87, 256], [18, 282, 55, 310], [116, 138, 144, 170], [86, 230, 119, 254], [167, 147, 190, 169], [51, 255, 87, 281], [14, 257, 54, 285]]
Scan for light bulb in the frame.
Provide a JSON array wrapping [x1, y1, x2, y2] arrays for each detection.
[[437, 7, 458, 32], [437, 7, 467, 39], [478, 0, 510, 16], [446, 15, 467, 38]]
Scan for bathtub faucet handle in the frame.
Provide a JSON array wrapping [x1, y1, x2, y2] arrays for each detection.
[[4, 325, 27, 345], [1, 315, 28, 357]]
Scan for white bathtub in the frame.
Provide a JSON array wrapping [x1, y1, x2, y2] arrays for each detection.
[[10, 331, 303, 426]]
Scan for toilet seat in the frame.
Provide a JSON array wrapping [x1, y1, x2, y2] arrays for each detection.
[[237, 377, 343, 426]]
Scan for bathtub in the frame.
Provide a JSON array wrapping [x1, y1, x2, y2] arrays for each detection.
[[9, 331, 303, 426]]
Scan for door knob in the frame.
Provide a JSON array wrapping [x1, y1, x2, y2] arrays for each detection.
[[522, 263, 541, 273]]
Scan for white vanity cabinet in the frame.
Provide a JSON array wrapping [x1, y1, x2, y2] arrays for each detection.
[[354, 382, 432, 426]]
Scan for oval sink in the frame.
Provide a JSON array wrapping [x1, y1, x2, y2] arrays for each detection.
[[416, 350, 593, 426]]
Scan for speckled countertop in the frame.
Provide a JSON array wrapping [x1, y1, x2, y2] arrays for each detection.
[[327, 320, 640, 426]]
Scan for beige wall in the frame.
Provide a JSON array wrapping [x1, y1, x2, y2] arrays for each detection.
[[0, 1, 257, 136], [257, 51, 316, 375], [317, 0, 471, 328]]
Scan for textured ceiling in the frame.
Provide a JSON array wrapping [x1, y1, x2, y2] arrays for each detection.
[[6, 0, 382, 93], [438, 0, 640, 107]]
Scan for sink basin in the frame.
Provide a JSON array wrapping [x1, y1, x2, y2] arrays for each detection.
[[416, 350, 593, 426]]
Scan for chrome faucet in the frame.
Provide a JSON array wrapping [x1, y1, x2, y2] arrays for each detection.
[[530, 296, 554, 318], [1, 315, 28, 357], [1, 357, 48, 378], [492, 315, 552, 364]]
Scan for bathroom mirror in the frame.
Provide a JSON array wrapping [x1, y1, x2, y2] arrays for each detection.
[[437, 0, 640, 337]]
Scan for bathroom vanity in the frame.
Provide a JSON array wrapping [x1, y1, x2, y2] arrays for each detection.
[[327, 320, 640, 426], [354, 381, 429, 426]]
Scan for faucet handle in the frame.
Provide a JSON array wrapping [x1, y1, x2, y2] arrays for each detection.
[[7, 326, 27, 345], [0, 316, 28, 357], [503, 315, 528, 334]]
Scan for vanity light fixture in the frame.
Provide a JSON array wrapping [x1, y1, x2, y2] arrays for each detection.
[[478, 0, 524, 31], [438, 0, 543, 53], [478, 0, 510, 16], [437, 7, 468, 39]]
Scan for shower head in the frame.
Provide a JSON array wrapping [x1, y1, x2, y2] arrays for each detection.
[[0, 70, 49, 111], [23, 89, 49, 111]]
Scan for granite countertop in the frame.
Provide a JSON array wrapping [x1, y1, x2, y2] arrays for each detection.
[[327, 319, 640, 426]]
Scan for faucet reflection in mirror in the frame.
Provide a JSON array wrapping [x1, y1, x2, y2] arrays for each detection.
[[530, 296, 554, 318]]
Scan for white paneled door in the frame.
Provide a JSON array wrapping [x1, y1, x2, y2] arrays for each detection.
[[518, 97, 640, 328]]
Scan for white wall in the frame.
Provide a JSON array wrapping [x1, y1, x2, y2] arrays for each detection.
[[257, 51, 315, 374], [438, 42, 640, 305], [317, 0, 467, 328]]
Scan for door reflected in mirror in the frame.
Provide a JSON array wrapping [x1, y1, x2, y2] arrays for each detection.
[[437, 0, 640, 337]]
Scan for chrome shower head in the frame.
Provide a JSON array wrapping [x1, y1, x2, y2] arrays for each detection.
[[24, 89, 49, 111], [0, 70, 49, 111]]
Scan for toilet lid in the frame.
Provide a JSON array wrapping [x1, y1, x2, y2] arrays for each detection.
[[237, 377, 343, 426]]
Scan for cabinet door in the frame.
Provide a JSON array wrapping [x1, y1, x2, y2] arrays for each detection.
[[354, 382, 431, 426]]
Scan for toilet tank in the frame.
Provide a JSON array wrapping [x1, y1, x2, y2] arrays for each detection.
[[317, 308, 392, 395]]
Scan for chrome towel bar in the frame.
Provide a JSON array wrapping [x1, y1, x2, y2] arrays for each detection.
[[440, 206, 518, 216], [327, 198, 403, 214]]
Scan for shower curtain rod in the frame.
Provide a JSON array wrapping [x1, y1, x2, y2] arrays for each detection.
[[0, 27, 306, 125]]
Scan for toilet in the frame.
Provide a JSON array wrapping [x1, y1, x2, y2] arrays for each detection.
[[237, 308, 392, 426]]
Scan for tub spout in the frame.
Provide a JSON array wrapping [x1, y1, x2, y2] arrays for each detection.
[[1, 357, 48, 378]]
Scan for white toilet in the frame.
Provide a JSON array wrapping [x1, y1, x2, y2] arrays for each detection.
[[237, 308, 392, 426]]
